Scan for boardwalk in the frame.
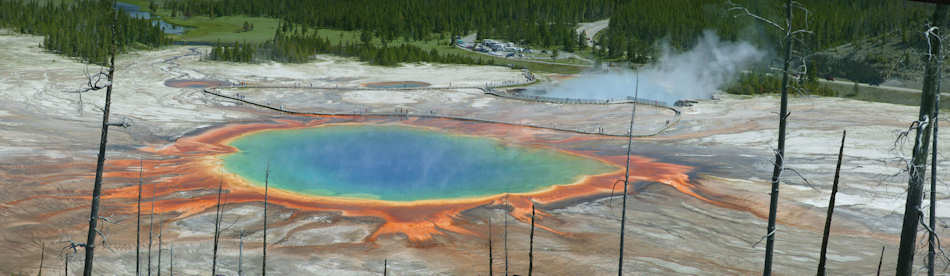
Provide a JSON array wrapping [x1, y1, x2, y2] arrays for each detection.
[[202, 89, 680, 137]]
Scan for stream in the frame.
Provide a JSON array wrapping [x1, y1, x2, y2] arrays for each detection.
[[115, 1, 190, 35]]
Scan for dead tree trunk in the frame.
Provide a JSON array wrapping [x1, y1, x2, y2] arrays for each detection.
[[504, 195, 509, 276], [896, 4, 947, 275], [618, 71, 639, 276], [239, 230, 245, 276], [169, 245, 173, 276], [930, 17, 944, 276], [81, 0, 119, 274], [930, 110, 941, 276], [136, 159, 143, 276], [262, 163, 270, 276], [528, 203, 535, 276], [817, 130, 846, 276], [38, 241, 44, 276], [157, 230, 162, 276], [384, 259, 388, 276], [877, 246, 885, 276], [147, 184, 155, 276], [724, 1, 813, 273], [211, 174, 224, 276], [763, 1, 794, 275], [489, 217, 493, 276]]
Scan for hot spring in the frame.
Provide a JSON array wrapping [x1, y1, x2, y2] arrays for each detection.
[[519, 32, 765, 106], [221, 125, 616, 201]]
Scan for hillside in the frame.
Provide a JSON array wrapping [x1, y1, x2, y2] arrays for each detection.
[[814, 31, 949, 90]]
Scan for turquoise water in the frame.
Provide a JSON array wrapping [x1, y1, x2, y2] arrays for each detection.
[[221, 125, 615, 201]]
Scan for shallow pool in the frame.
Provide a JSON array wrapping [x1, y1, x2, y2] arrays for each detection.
[[221, 125, 615, 201]]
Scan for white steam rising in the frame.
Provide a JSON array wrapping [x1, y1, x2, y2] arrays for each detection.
[[534, 31, 764, 105]]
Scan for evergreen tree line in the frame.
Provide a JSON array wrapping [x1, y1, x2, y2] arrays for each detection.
[[603, 0, 932, 63], [811, 54, 886, 85], [166, 0, 929, 64], [209, 41, 255, 62], [211, 26, 495, 66], [0, 0, 169, 64], [162, 0, 622, 49], [725, 72, 835, 97]]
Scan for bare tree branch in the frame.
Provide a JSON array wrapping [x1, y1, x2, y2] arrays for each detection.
[[752, 229, 776, 248], [727, 1, 784, 32], [68, 67, 111, 94], [925, 26, 942, 62], [919, 211, 950, 266]]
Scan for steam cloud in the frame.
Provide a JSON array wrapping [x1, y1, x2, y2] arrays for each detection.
[[534, 31, 765, 105]]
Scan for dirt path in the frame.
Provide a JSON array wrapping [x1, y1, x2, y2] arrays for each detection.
[[576, 19, 609, 47]]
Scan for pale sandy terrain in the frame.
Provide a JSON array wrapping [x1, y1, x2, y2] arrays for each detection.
[[1, 29, 948, 275]]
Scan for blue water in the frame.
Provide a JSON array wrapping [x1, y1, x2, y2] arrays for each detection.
[[221, 125, 615, 201], [115, 2, 189, 35]]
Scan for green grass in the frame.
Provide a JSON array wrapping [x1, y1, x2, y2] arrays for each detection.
[[313, 29, 363, 44], [823, 81, 950, 110], [111, 1, 583, 73], [592, 28, 606, 43], [574, 47, 598, 60], [111, 0, 279, 44], [164, 16, 278, 44], [550, 56, 590, 65]]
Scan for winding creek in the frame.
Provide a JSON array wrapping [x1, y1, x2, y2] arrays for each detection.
[[115, 1, 190, 35]]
